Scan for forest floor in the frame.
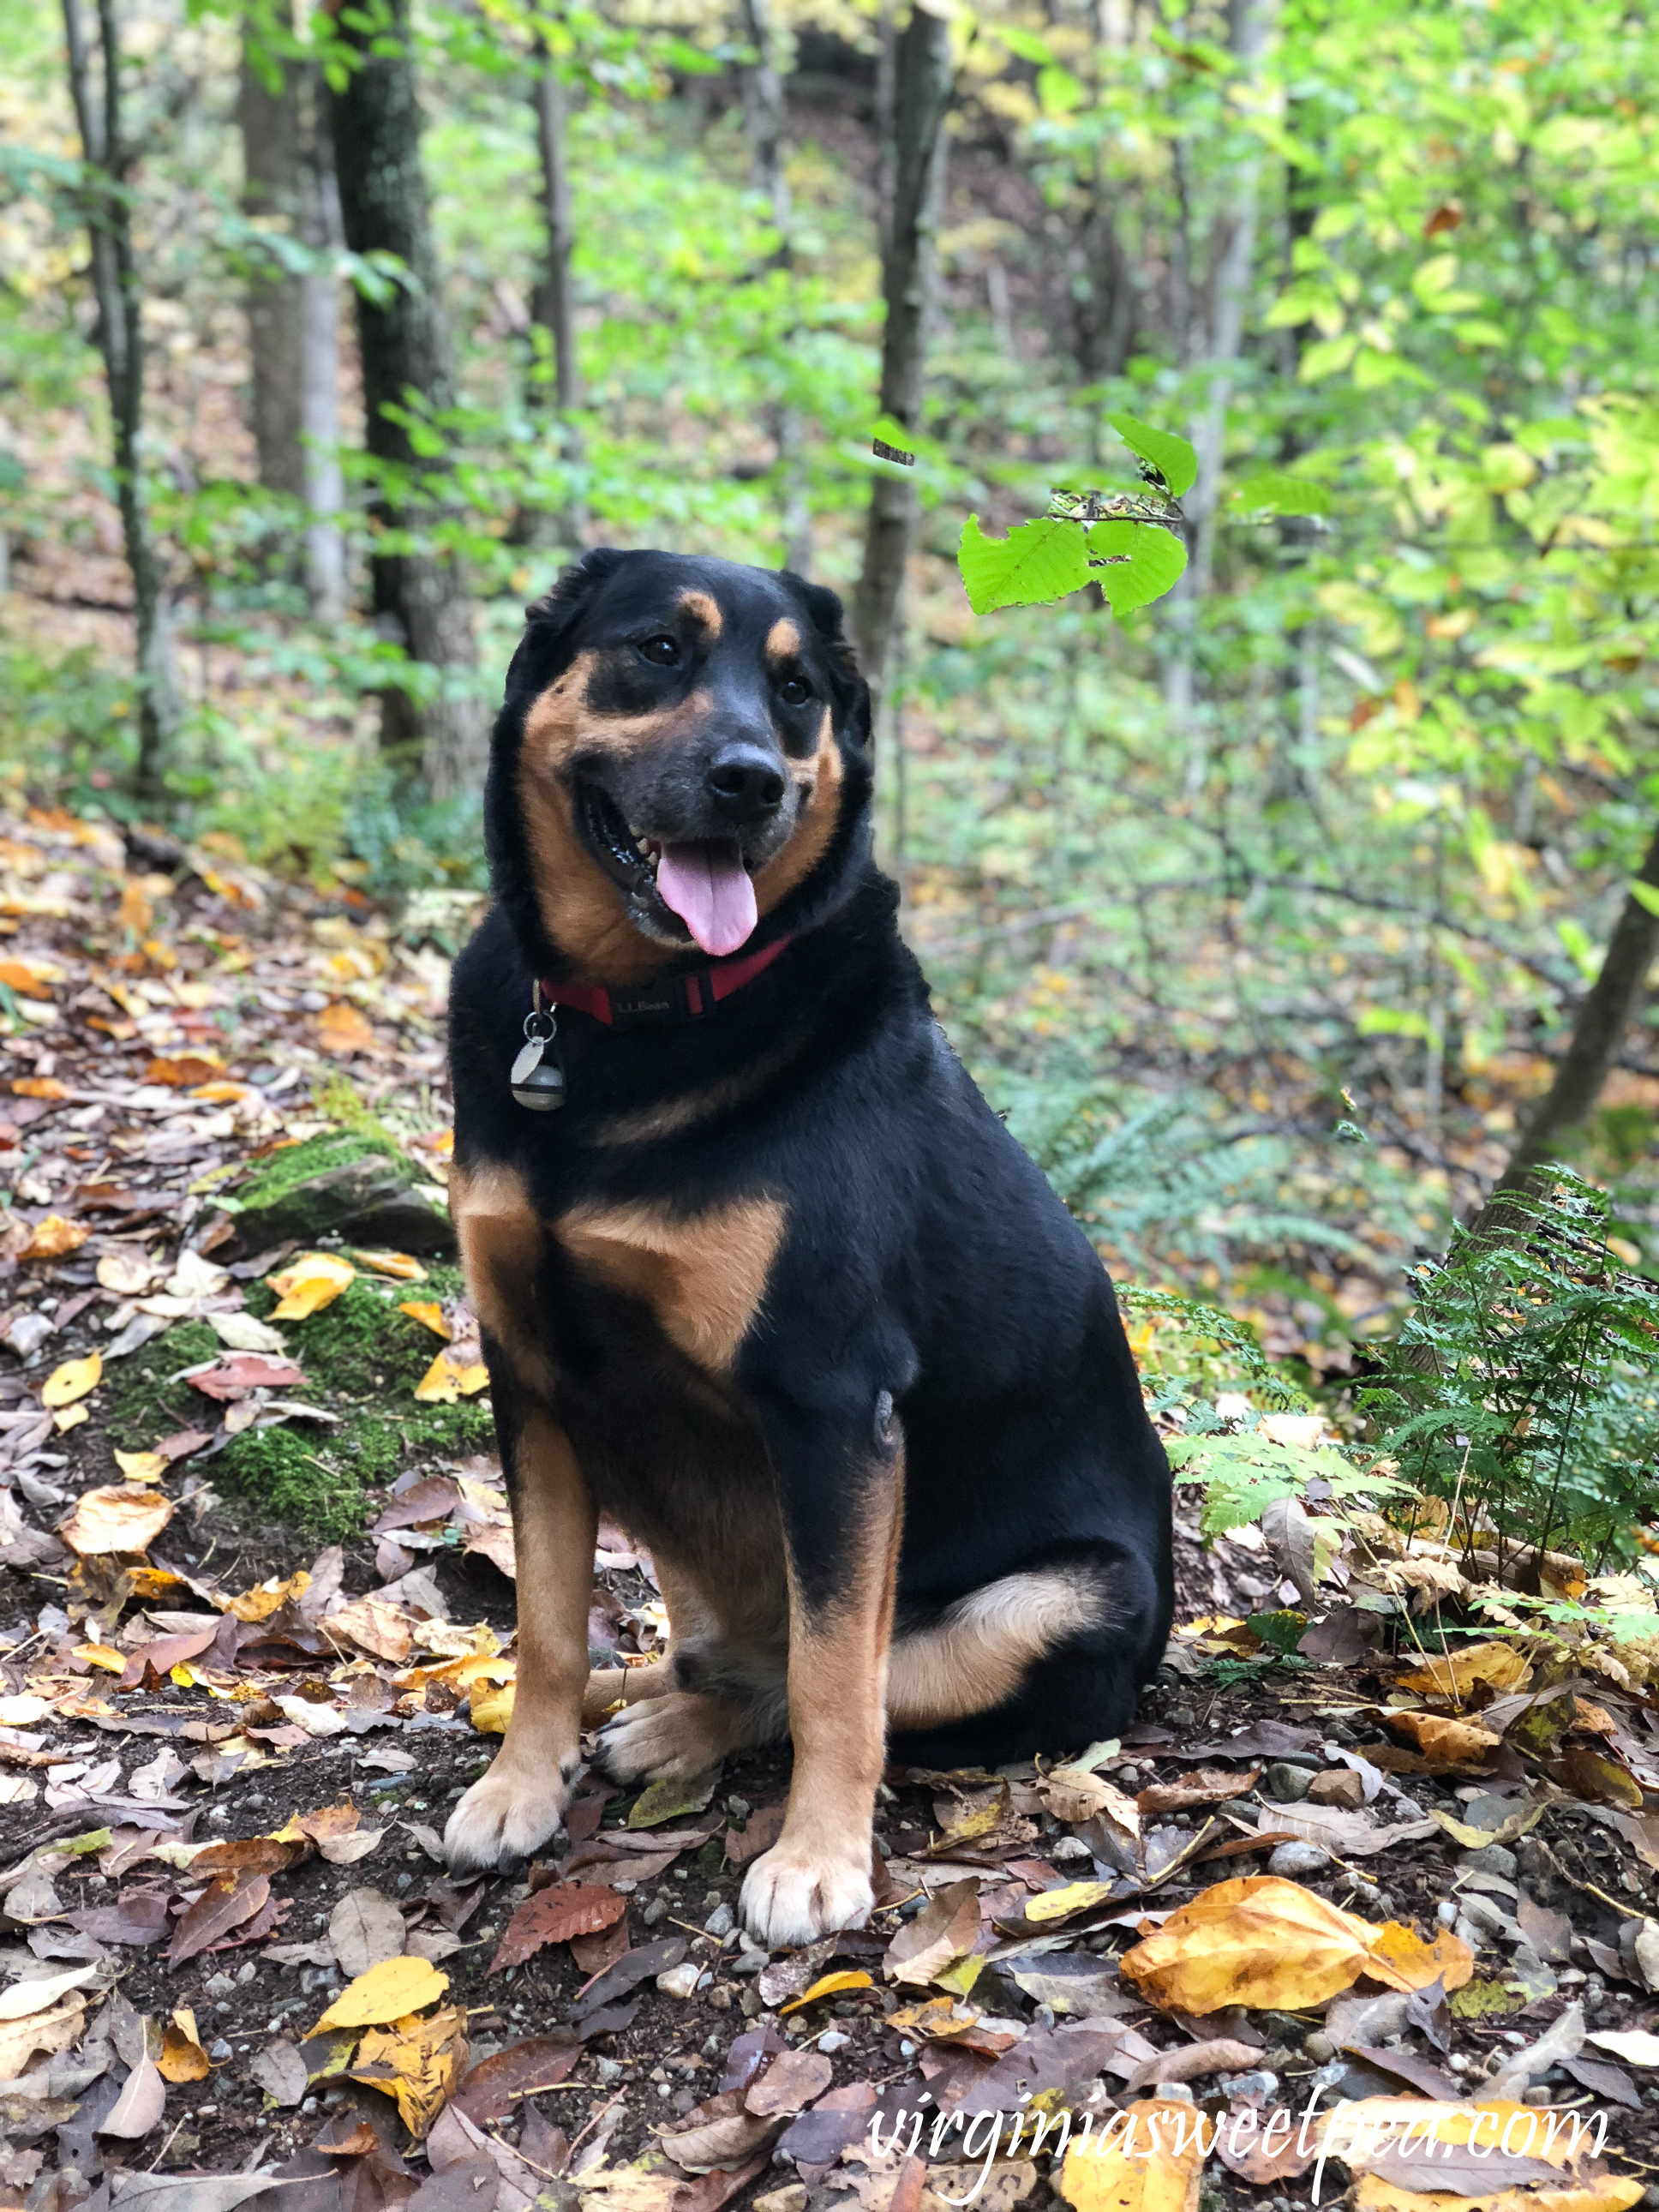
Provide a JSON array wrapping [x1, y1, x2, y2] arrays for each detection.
[[4, 805, 1659, 2212]]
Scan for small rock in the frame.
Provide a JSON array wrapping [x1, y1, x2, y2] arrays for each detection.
[[672, 2089, 697, 2113], [1263, 1765, 1313, 1805], [642, 1897, 668, 1927], [1465, 1844, 1518, 1879], [208, 2040, 233, 2063], [727, 1798, 751, 1821], [1268, 1841, 1327, 1877], [657, 1963, 702, 1999], [236, 1962, 258, 1986], [1219, 2070, 1280, 2100], [818, 2030, 851, 2053], [730, 1947, 769, 1977], [705, 1904, 735, 1939], [1306, 1771, 1364, 1810], [1301, 2035, 1336, 2064], [1436, 1902, 1458, 1929], [203, 1974, 236, 1999], [594, 2056, 624, 2084], [740, 1989, 764, 2018], [1051, 1836, 1092, 1861], [754, 2189, 808, 2212], [1152, 2082, 1194, 2104]]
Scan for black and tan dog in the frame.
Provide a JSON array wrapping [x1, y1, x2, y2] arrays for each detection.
[[442, 548, 1174, 1947]]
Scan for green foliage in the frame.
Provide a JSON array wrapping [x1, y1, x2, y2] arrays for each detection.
[[958, 516, 1090, 615], [1361, 1171, 1659, 1569], [244, 1275, 454, 1400], [228, 1128, 399, 1215], [1117, 1284, 1306, 1412], [105, 1324, 223, 1449], [1105, 414, 1198, 500], [217, 1424, 374, 1542], [1171, 1426, 1414, 1539], [1087, 520, 1188, 615]]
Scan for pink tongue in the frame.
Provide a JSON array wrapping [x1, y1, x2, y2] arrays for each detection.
[[655, 840, 758, 957]]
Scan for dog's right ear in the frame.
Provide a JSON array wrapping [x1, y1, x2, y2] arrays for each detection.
[[504, 547, 626, 698]]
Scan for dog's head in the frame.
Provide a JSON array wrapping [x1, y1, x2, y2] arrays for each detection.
[[487, 549, 874, 983]]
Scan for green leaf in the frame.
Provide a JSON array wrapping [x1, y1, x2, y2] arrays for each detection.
[[996, 26, 1055, 63], [958, 515, 1090, 615], [1229, 471, 1332, 519], [1036, 64, 1086, 117], [1086, 519, 1188, 615], [1629, 881, 1659, 917], [1105, 413, 1197, 497]]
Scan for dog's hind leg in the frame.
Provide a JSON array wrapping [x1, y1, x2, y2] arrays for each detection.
[[594, 1556, 788, 1780], [445, 1384, 596, 1874]]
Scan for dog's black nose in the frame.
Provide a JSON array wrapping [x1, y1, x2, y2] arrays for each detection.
[[706, 742, 786, 823]]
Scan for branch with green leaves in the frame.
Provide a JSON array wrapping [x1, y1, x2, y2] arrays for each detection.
[[958, 413, 1331, 618]]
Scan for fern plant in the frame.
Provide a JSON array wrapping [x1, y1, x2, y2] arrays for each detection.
[[1360, 1169, 1659, 1574]]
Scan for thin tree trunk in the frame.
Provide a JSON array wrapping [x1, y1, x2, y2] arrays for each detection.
[[328, 0, 486, 799], [1486, 819, 1659, 1201], [737, 0, 810, 572], [851, 0, 952, 710], [63, 0, 180, 805], [519, 36, 585, 553], [1163, 0, 1277, 792], [239, 39, 345, 619]]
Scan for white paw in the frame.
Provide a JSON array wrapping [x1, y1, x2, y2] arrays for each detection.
[[596, 1691, 728, 1784], [740, 1843, 873, 1949], [443, 1758, 576, 1875]]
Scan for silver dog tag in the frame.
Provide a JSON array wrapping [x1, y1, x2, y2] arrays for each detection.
[[511, 1010, 566, 1111]]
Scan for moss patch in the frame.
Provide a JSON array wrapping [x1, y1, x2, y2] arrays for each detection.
[[231, 1128, 399, 1214], [106, 1322, 222, 1449], [244, 1278, 435, 1399], [216, 1425, 374, 1541]]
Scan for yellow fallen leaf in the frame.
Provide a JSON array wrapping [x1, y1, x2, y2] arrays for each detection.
[[308, 1957, 448, 2036], [57, 1484, 175, 1559], [316, 1001, 379, 1053], [779, 1971, 874, 2015], [189, 1081, 250, 1103], [354, 1250, 428, 1281], [469, 1679, 515, 1735], [415, 1349, 489, 1403], [226, 1570, 313, 1622], [934, 1953, 985, 1999], [74, 1644, 127, 1673], [1398, 1641, 1531, 1702], [1039, 1768, 1141, 1832], [1058, 2099, 1206, 2212], [41, 1352, 102, 1408], [399, 1300, 452, 1340], [53, 1404, 89, 1435], [159, 2007, 212, 2083], [1026, 1881, 1117, 1925], [113, 1450, 169, 1484], [350, 2004, 466, 2137], [1364, 1921, 1476, 1994], [1355, 2177, 1642, 2212], [21, 1215, 90, 1260], [269, 1250, 356, 1321], [1386, 1712, 1502, 1763], [0, 964, 53, 1000], [1119, 1876, 1374, 2013]]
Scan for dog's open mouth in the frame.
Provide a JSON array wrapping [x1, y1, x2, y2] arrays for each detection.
[[578, 782, 758, 958]]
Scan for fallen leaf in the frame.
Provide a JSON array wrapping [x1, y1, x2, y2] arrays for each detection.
[[416, 1348, 490, 1403], [0, 1993, 85, 2079], [779, 1971, 874, 2015], [168, 1872, 271, 1965], [743, 2047, 834, 2116], [353, 1250, 428, 1281], [186, 1352, 306, 1400], [1363, 1921, 1475, 1995], [1120, 1876, 1375, 2013], [1586, 2029, 1659, 2066], [1040, 1768, 1143, 1832], [225, 1569, 313, 1622], [1398, 1642, 1532, 1701], [158, 2008, 212, 2083], [491, 1882, 627, 1973], [452, 2035, 582, 2123], [1138, 1769, 1261, 1817], [1386, 1712, 1501, 1763], [400, 1300, 453, 1340], [309, 1953, 448, 2035], [469, 1678, 515, 1735], [1057, 2098, 1205, 2212], [351, 2002, 466, 2137], [1428, 1803, 1545, 1852], [331, 1888, 407, 1980], [58, 1484, 174, 1557], [21, 1215, 90, 1260], [113, 1449, 169, 1484], [98, 2053, 167, 2138], [269, 1250, 356, 1320], [41, 1352, 102, 1407], [317, 1001, 380, 1053], [883, 1879, 981, 1987], [1025, 1881, 1117, 1925], [249, 2036, 309, 2107]]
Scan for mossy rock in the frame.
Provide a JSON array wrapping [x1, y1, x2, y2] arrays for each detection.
[[228, 1130, 457, 1258]]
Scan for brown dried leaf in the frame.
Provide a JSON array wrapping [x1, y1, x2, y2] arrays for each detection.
[[489, 1882, 626, 1974]]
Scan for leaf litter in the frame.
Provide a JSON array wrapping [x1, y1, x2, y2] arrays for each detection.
[[3, 803, 1659, 2211]]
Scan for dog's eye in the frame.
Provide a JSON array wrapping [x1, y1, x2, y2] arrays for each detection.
[[780, 674, 811, 706], [638, 635, 680, 667]]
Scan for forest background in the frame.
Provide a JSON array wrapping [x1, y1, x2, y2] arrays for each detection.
[[3, 0, 1659, 1389]]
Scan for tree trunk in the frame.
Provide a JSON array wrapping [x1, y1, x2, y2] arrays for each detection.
[[1486, 819, 1659, 1201], [239, 39, 345, 619], [515, 37, 586, 554], [327, 0, 486, 799], [1162, 0, 1277, 791], [851, 0, 952, 710], [62, 0, 180, 805], [737, 0, 810, 572]]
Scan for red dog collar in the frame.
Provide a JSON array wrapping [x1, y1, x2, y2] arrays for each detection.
[[540, 934, 794, 1028]]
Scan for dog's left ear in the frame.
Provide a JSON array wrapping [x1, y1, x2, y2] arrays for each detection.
[[781, 570, 873, 751]]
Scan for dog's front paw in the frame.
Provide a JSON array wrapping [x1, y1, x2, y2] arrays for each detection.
[[443, 1754, 577, 1876], [740, 1843, 873, 1950], [596, 1690, 729, 1785]]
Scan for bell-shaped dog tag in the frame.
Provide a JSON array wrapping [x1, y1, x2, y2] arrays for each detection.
[[511, 1019, 566, 1112]]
